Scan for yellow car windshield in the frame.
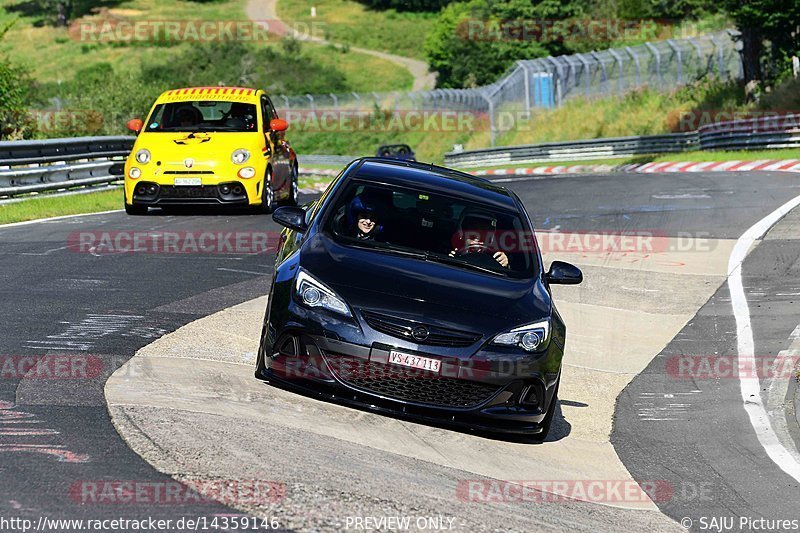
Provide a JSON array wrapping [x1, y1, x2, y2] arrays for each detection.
[[145, 101, 258, 133]]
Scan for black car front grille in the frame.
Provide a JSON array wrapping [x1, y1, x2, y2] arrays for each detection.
[[361, 311, 482, 348], [159, 185, 218, 199], [325, 354, 500, 408]]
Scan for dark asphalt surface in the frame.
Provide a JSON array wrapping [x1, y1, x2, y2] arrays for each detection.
[[1, 170, 800, 530], [612, 224, 800, 530]]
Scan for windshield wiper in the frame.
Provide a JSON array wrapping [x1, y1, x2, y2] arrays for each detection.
[[347, 241, 427, 259], [424, 254, 508, 276]]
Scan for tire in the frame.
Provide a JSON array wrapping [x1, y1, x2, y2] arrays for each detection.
[[260, 168, 275, 214], [124, 200, 147, 216], [531, 379, 559, 443], [278, 164, 299, 207]]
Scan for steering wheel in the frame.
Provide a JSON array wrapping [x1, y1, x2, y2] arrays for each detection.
[[454, 243, 489, 257]]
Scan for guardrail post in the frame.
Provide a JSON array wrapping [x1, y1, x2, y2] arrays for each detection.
[[305, 94, 315, 113], [546, 57, 564, 106], [667, 39, 683, 84], [626, 46, 641, 87], [727, 29, 744, 80], [352, 92, 361, 113], [590, 52, 607, 93], [576, 53, 591, 96], [279, 95, 289, 115], [645, 42, 661, 87], [520, 62, 532, 118], [709, 35, 726, 78], [478, 90, 496, 147], [329, 93, 339, 112], [608, 49, 625, 93]]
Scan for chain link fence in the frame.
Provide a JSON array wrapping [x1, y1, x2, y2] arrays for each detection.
[[275, 30, 742, 146]]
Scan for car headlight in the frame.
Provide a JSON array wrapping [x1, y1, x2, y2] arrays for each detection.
[[232, 149, 250, 165], [135, 149, 151, 164], [295, 268, 351, 317], [491, 320, 550, 352], [237, 167, 256, 179], [128, 167, 141, 179]]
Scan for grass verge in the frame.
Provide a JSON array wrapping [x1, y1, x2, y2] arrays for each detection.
[[455, 149, 800, 172], [0, 189, 121, 225], [277, 0, 435, 60]]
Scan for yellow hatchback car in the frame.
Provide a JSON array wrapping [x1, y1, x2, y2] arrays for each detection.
[[123, 87, 298, 215]]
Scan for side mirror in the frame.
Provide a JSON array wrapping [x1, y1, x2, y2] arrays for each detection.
[[272, 206, 307, 233], [270, 118, 289, 132], [127, 118, 143, 134], [546, 261, 583, 285]]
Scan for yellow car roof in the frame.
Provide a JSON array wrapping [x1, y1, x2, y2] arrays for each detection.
[[156, 87, 261, 104]]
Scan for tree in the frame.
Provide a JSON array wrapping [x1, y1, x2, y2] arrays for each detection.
[[0, 22, 33, 139], [425, 0, 584, 88], [721, 0, 800, 82]]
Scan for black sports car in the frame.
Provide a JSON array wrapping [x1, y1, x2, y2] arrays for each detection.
[[376, 144, 415, 161], [255, 158, 582, 439]]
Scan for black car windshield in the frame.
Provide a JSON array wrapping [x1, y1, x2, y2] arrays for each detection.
[[323, 181, 538, 278], [145, 101, 258, 133]]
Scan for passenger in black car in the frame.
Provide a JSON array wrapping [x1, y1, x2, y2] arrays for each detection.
[[347, 194, 383, 240]]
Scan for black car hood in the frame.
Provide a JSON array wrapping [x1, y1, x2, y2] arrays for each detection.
[[300, 234, 550, 333]]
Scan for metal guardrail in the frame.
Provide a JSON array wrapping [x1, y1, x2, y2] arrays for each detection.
[[0, 137, 132, 198], [444, 133, 699, 168], [698, 114, 800, 151], [0, 136, 354, 198], [445, 113, 800, 167]]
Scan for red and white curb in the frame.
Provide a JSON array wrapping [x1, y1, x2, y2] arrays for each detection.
[[297, 159, 800, 194], [473, 159, 800, 176]]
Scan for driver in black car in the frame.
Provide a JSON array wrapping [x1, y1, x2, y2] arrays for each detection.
[[449, 212, 509, 267]]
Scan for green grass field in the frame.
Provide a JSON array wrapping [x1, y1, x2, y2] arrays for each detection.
[[277, 0, 436, 60], [0, 0, 411, 92], [0, 189, 121, 225]]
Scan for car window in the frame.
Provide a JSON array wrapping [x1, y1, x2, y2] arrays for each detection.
[[145, 101, 257, 132], [322, 181, 537, 278], [306, 168, 346, 225]]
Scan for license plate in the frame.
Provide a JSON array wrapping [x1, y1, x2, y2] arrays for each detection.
[[174, 177, 201, 186], [388, 350, 441, 373]]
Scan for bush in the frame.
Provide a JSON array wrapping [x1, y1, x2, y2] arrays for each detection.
[[425, 0, 578, 88], [353, 0, 452, 12], [33, 40, 356, 136], [0, 22, 34, 139]]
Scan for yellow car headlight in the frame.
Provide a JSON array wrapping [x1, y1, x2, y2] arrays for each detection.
[[237, 167, 256, 179], [232, 149, 251, 165], [135, 149, 151, 164]]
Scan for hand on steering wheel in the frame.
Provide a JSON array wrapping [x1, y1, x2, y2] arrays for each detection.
[[453, 242, 488, 256]]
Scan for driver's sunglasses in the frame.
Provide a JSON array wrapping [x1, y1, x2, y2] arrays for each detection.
[[358, 212, 379, 223]]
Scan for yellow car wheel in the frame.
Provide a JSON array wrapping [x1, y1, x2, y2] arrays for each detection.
[[260, 168, 275, 214]]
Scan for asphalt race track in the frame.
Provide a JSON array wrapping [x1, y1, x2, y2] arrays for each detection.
[[2, 170, 800, 532]]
